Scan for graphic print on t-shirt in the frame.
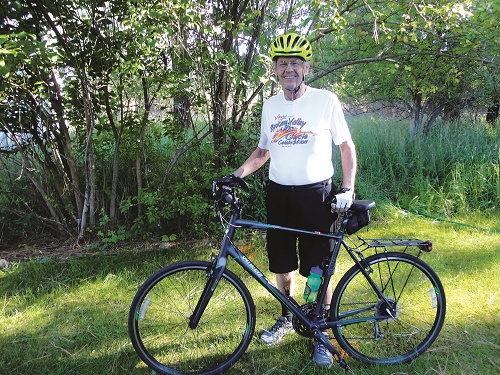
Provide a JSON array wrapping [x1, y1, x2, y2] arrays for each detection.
[[270, 115, 317, 147]]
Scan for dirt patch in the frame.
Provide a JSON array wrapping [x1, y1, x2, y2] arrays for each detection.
[[0, 239, 84, 263], [0, 237, 164, 264]]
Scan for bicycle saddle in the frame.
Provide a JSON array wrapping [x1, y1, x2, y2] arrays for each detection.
[[350, 200, 376, 212]]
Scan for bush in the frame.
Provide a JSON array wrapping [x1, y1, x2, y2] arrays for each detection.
[[1, 115, 498, 244]]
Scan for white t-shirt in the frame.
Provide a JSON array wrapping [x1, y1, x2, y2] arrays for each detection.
[[258, 87, 352, 185]]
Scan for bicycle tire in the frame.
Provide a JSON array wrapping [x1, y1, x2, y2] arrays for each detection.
[[330, 252, 446, 365], [128, 260, 256, 375]]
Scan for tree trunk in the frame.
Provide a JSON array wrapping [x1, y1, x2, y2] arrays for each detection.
[[136, 75, 152, 217], [229, 0, 269, 154], [48, 70, 83, 223], [486, 98, 499, 125], [423, 105, 443, 135], [212, 61, 229, 156], [410, 92, 423, 136], [110, 136, 121, 222], [30, 1, 96, 239], [103, 78, 122, 224], [212, 0, 251, 162], [79, 79, 97, 239]]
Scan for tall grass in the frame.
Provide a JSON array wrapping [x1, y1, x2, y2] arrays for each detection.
[[344, 116, 499, 222]]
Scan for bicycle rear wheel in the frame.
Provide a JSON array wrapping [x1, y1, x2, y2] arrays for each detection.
[[331, 252, 446, 365], [128, 260, 256, 375]]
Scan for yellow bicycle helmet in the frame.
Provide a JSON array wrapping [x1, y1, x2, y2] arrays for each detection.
[[270, 33, 312, 61]]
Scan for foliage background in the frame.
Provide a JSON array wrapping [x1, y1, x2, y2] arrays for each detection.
[[1, 0, 499, 248], [0, 3, 499, 373]]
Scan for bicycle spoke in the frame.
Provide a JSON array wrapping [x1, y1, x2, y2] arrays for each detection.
[[129, 261, 255, 375], [331, 252, 446, 365]]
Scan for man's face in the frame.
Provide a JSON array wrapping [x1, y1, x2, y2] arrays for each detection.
[[274, 57, 310, 91]]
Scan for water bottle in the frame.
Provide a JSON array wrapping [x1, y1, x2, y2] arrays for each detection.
[[303, 266, 322, 302]]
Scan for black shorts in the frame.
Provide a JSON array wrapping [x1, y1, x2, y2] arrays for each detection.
[[265, 179, 337, 277]]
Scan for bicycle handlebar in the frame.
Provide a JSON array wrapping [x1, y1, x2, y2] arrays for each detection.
[[212, 175, 249, 207], [213, 176, 375, 220], [212, 176, 376, 235], [213, 174, 248, 192]]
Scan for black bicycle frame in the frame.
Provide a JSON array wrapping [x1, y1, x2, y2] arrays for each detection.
[[188, 199, 389, 370]]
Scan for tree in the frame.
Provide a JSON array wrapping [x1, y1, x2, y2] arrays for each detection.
[[308, 0, 500, 133], [1, 0, 82, 235], [1, 0, 498, 243]]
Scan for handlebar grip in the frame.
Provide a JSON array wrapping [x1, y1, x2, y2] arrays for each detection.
[[213, 175, 249, 192], [233, 175, 249, 191]]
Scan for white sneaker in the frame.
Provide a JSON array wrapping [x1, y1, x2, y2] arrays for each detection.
[[260, 317, 293, 346]]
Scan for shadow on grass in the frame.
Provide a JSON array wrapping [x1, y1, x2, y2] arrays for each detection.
[[0, 234, 498, 374]]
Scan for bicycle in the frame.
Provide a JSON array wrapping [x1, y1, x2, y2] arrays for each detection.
[[128, 175, 446, 374]]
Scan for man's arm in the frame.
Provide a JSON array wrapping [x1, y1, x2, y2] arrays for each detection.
[[331, 139, 357, 211], [339, 139, 357, 190], [233, 147, 270, 178]]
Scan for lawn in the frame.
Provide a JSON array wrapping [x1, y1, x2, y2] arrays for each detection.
[[0, 208, 499, 375]]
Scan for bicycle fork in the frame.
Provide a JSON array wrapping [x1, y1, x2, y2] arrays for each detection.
[[188, 231, 233, 330], [188, 255, 226, 329]]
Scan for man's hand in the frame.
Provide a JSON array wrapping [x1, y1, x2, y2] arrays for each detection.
[[331, 190, 354, 212]]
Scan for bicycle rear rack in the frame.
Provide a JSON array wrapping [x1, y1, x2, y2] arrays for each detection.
[[358, 238, 433, 256]]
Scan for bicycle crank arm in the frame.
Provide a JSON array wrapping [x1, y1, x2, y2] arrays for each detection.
[[313, 330, 350, 370]]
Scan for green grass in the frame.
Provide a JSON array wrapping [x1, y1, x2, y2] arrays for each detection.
[[1, 203, 499, 374], [343, 116, 500, 219]]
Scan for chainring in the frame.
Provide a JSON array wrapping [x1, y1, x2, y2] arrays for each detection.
[[292, 303, 317, 338]]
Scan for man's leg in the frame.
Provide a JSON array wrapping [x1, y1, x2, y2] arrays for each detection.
[[276, 271, 295, 298], [260, 272, 295, 345]]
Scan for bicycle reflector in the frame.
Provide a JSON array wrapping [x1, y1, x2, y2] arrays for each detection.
[[419, 240, 433, 252]]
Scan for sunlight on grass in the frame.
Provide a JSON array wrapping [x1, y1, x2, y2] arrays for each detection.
[[0, 208, 499, 374]]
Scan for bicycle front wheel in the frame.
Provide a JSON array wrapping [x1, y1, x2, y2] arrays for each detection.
[[128, 260, 256, 375], [331, 252, 446, 365]]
